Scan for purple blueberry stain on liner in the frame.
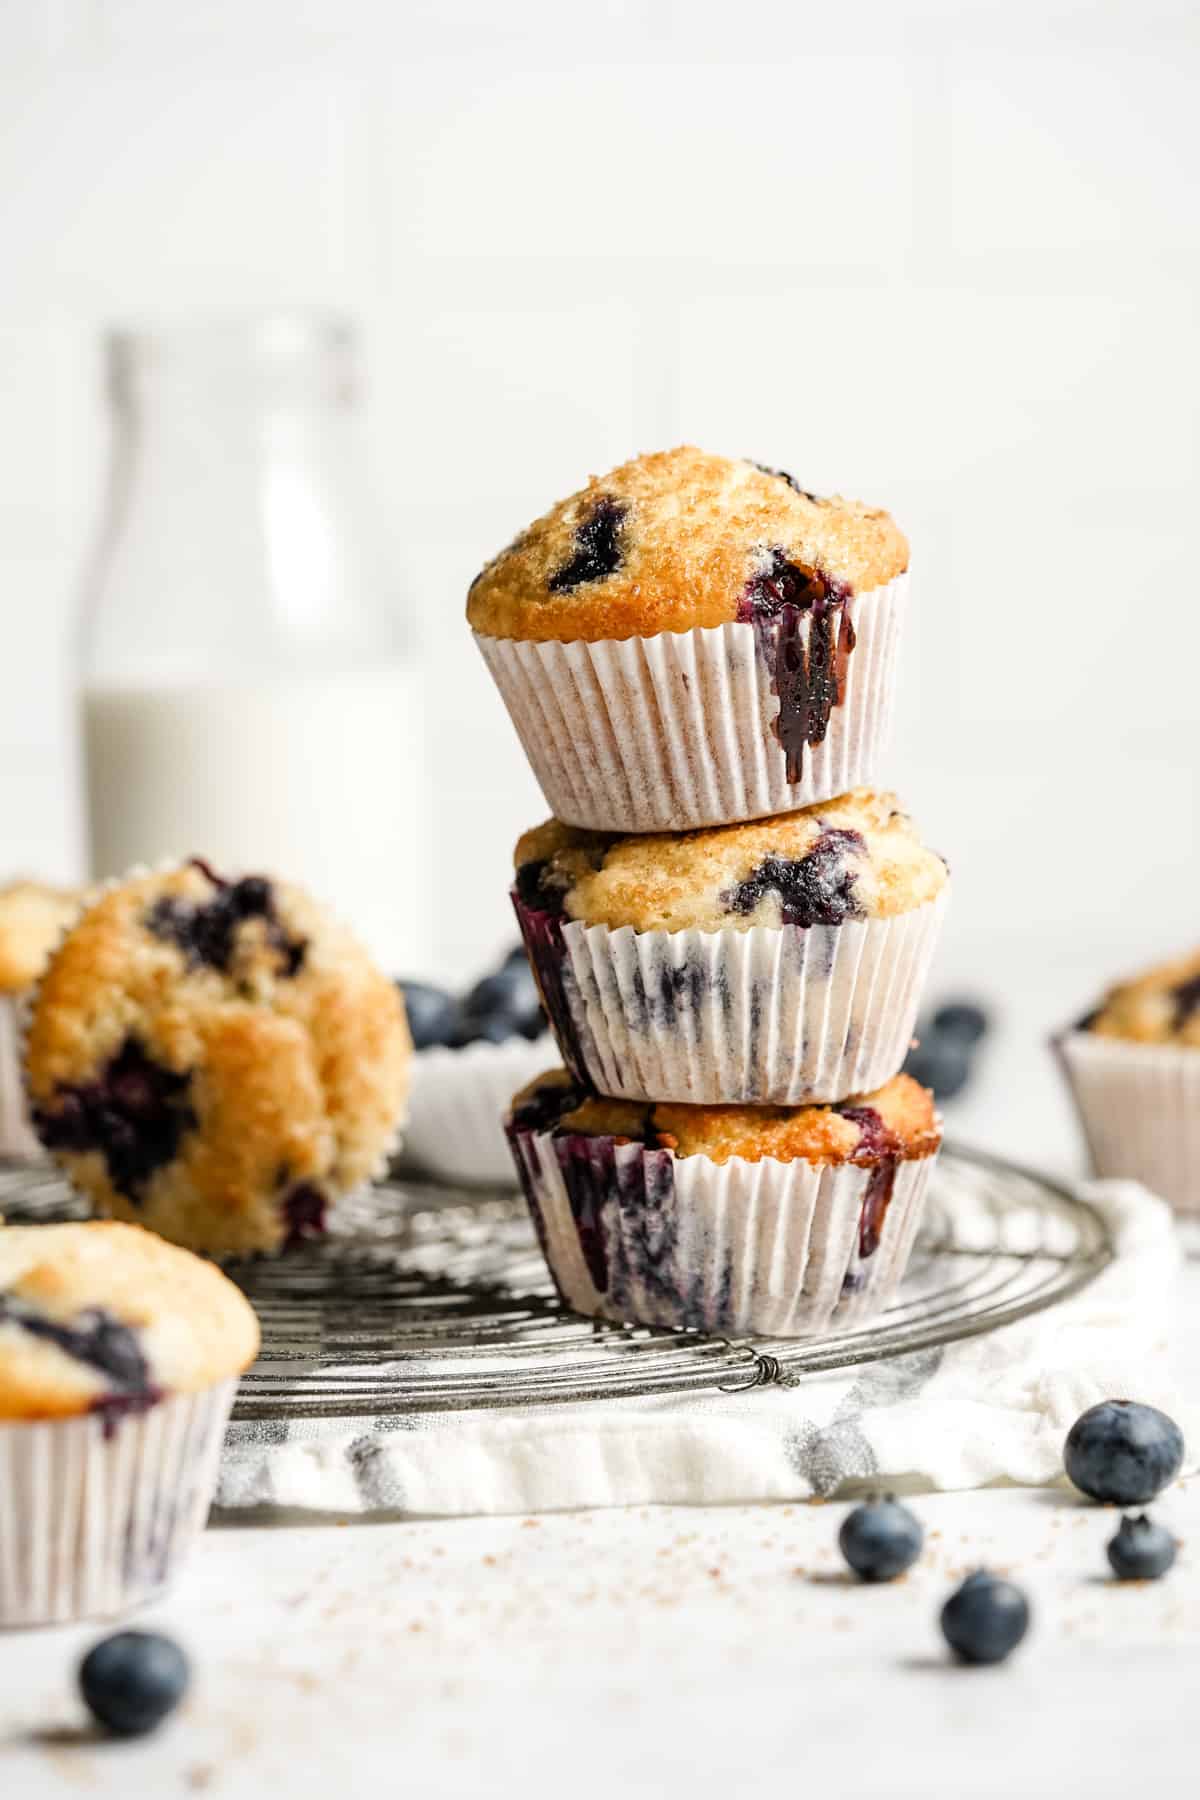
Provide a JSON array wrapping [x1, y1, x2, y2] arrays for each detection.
[[835, 1103, 901, 1261], [511, 886, 591, 1089], [547, 496, 628, 594], [720, 830, 867, 928], [34, 1036, 197, 1204], [737, 546, 856, 784]]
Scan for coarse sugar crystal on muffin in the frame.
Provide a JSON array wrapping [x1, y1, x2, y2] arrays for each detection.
[[470, 447, 912, 830], [0, 1220, 259, 1626], [0, 880, 84, 1160], [513, 790, 949, 1105], [1056, 945, 1200, 1215], [24, 860, 412, 1257], [506, 1069, 942, 1338]]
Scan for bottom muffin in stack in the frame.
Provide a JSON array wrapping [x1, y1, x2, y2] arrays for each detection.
[[506, 1070, 941, 1337]]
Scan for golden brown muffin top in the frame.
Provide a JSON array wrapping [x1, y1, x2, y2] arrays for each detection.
[[0, 881, 83, 993], [24, 861, 411, 1258], [510, 1069, 941, 1167], [467, 446, 909, 643], [0, 1220, 259, 1419], [1086, 947, 1200, 1048], [513, 789, 946, 932]]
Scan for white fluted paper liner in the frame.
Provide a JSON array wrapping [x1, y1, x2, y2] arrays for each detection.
[[405, 1035, 557, 1187], [0, 994, 41, 1162], [0, 1378, 235, 1628], [1057, 1030, 1200, 1216], [474, 574, 908, 833], [538, 893, 946, 1106], [509, 1127, 938, 1338]]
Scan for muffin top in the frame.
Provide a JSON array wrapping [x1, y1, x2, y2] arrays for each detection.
[[0, 1220, 259, 1419], [24, 860, 411, 1257], [467, 446, 909, 643], [514, 789, 946, 932], [0, 881, 82, 994], [510, 1069, 941, 1167], [1084, 947, 1200, 1048]]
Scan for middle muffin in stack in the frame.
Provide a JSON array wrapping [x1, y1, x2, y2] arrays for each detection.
[[470, 446, 948, 1338]]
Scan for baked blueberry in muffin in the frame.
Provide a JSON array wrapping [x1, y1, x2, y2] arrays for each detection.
[[506, 1069, 942, 1336], [25, 861, 411, 1257], [512, 790, 948, 1105], [470, 448, 911, 831]]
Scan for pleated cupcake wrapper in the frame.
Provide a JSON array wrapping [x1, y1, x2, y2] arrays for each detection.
[[0, 993, 41, 1162], [1056, 1030, 1200, 1217], [508, 1127, 938, 1338], [516, 892, 946, 1106], [473, 574, 908, 833], [19, 858, 409, 1238], [0, 1379, 236, 1629], [404, 1035, 557, 1187]]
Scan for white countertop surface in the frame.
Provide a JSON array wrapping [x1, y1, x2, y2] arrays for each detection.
[[4, 1019, 1197, 1798]]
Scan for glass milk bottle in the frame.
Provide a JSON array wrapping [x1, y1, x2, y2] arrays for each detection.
[[80, 315, 427, 971]]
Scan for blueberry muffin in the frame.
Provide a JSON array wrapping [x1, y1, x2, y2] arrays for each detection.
[[507, 1069, 941, 1337], [470, 447, 911, 830], [24, 861, 412, 1256], [0, 1220, 259, 1626], [1057, 947, 1200, 1214], [513, 789, 948, 1105], [0, 880, 83, 1160]]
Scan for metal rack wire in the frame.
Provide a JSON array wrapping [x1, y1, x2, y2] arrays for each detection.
[[0, 1144, 1112, 1420]]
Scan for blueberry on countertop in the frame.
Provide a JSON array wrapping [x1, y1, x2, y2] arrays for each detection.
[[79, 1631, 190, 1737], [1106, 1513, 1177, 1581], [940, 1571, 1030, 1665], [838, 1496, 924, 1582], [397, 980, 461, 1051], [1064, 1400, 1185, 1506]]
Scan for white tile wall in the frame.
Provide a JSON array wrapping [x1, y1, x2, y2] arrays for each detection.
[[1, 0, 1198, 1037]]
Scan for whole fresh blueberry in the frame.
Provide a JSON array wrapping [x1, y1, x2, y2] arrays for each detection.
[[1106, 1513, 1177, 1581], [79, 1631, 190, 1737], [1064, 1400, 1185, 1505], [838, 1496, 924, 1582], [463, 959, 544, 1040], [451, 1013, 515, 1049], [931, 1000, 990, 1045], [940, 1571, 1030, 1665], [902, 1035, 971, 1102], [397, 980, 461, 1051]]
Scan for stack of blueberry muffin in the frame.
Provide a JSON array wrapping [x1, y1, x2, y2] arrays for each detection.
[[469, 447, 949, 1338]]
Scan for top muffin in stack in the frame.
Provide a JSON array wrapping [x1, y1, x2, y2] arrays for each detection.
[[469, 445, 910, 832], [470, 447, 945, 1339]]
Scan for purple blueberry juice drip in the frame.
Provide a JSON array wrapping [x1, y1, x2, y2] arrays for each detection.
[[0, 1293, 160, 1429], [281, 1183, 328, 1248], [736, 548, 855, 784], [34, 1036, 197, 1203], [1172, 973, 1200, 1030], [547, 496, 628, 593], [836, 1103, 900, 1259], [511, 886, 590, 1087], [721, 829, 866, 928], [147, 863, 306, 978]]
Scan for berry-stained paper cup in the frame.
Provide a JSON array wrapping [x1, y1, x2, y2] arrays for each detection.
[[473, 574, 907, 833], [515, 889, 946, 1106], [0, 1379, 236, 1628], [506, 1122, 939, 1339]]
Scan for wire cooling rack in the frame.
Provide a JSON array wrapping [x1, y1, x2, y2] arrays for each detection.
[[0, 1145, 1112, 1420]]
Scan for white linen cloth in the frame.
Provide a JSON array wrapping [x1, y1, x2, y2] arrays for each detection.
[[217, 1180, 1196, 1516]]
